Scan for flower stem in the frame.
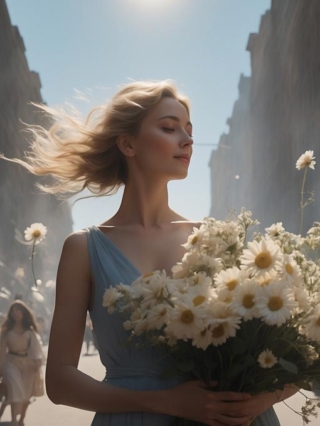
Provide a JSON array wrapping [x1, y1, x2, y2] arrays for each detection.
[[31, 240, 38, 288], [300, 167, 308, 235]]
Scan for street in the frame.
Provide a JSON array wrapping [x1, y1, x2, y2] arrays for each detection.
[[0, 344, 318, 426]]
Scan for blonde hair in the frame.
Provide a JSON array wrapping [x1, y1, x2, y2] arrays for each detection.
[[1, 80, 190, 198]]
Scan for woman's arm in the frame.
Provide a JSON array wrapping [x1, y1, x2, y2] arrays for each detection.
[[46, 232, 255, 426], [0, 332, 7, 375]]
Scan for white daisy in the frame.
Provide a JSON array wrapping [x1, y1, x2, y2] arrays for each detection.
[[192, 327, 212, 350], [130, 308, 148, 336], [102, 287, 123, 313], [258, 349, 278, 368], [167, 278, 189, 296], [265, 222, 284, 237], [214, 267, 243, 291], [140, 272, 169, 310], [123, 320, 132, 331], [171, 252, 198, 279], [240, 238, 283, 278], [255, 281, 298, 326], [209, 317, 240, 346], [230, 279, 260, 321], [301, 306, 320, 342], [146, 303, 170, 330], [24, 223, 47, 244], [14, 267, 25, 279], [256, 272, 279, 287], [296, 150, 316, 170], [293, 286, 310, 312], [182, 226, 206, 250], [187, 283, 214, 307], [187, 272, 212, 288], [281, 254, 302, 286], [194, 255, 222, 278], [299, 345, 319, 366], [166, 297, 204, 341], [206, 300, 241, 346], [164, 327, 178, 347], [215, 288, 234, 304]]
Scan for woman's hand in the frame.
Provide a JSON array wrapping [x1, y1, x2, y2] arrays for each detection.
[[163, 380, 253, 426], [230, 386, 298, 425]]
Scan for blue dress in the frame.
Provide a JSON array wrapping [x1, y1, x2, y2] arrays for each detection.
[[86, 226, 280, 426]]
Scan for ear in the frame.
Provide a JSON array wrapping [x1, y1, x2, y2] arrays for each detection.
[[117, 134, 136, 158]]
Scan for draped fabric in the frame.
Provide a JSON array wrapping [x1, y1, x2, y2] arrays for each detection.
[[86, 226, 280, 426]]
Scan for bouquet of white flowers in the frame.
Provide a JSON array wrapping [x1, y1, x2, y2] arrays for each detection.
[[103, 151, 320, 425]]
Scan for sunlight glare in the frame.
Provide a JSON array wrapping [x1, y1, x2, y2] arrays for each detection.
[[131, 0, 174, 10]]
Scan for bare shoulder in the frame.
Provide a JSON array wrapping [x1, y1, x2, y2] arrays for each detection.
[[58, 230, 90, 278], [62, 229, 88, 251]]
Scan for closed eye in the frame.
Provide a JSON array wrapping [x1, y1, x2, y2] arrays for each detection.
[[162, 127, 193, 138]]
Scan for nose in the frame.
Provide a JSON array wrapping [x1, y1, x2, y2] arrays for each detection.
[[179, 132, 193, 148]]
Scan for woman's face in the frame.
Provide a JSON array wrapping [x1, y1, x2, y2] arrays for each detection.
[[11, 306, 23, 323], [129, 97, 193, 181]]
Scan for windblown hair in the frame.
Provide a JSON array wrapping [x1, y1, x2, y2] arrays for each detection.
[[1, 80, 190, 198], [1, 300, 38, 334]]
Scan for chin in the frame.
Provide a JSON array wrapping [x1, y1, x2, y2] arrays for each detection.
[[170, 171, 189, 181]]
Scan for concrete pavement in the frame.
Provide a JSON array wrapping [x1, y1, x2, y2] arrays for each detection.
[[0, 344, 318, 425]]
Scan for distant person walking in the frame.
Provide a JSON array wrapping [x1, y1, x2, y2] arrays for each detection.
[[0, 300, 45, 426]]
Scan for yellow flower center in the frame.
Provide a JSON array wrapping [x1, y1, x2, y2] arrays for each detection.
[[316, 316, 320, 327], [191, 235, 198, 245], [193, 295, 206, 307], [255, 252, 272, 269], [211, 324, 225, 338], [243, 294, 255, 309], [260, 278, 271, 287], [285, 263, 294, 275], [181, 310, 194, 324], [226, 279, 238, 291], [265, 355, 273, 365], [143, 272, 154, 279], [32, 230, 41, 238], [268, 296, 283, 311]]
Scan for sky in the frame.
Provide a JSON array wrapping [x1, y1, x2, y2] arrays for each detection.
[[6, 0, 271, 231]]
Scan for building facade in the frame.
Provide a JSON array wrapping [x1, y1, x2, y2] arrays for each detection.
[[209, 0, 320, 235], [0, 0, 73, 310]]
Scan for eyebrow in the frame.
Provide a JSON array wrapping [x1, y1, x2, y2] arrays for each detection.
[[157, 115, 192, 127]]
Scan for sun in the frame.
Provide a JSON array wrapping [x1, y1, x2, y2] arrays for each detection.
[[132, 0, 173, 9]]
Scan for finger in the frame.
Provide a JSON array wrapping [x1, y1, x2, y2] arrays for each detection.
[[215, 413, 251, 426], [209, 391, 252, 401], [206, 401, 247, 414]]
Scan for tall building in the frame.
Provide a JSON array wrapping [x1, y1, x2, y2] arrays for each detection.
[[0, 0, 73, 310], [209, 0, 320, 235]]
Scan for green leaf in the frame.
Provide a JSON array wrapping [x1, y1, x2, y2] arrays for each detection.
[[231, 337, 247, 355], [244, 354, 256, 366], [228, 362, 247, 378], [178, 359, 196, 373], [278, 358, 298, 374]]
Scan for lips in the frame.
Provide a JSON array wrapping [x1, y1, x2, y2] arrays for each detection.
[[174, 154, 190, 163]]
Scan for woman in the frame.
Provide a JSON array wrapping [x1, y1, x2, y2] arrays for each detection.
[[1, 81, 297, 425], [0, 300, 44, 426]]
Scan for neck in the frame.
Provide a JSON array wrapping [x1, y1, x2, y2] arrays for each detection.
[[112, 179, 175, 228]]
